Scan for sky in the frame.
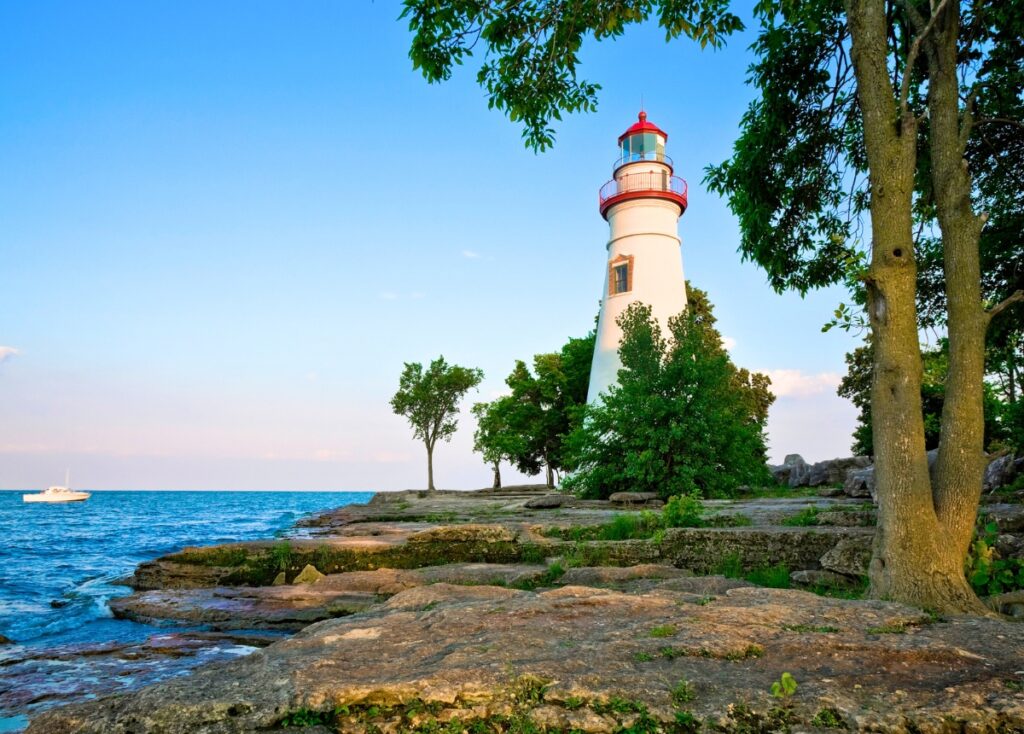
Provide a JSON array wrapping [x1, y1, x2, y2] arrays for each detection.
[[0, 1, 860, 491]]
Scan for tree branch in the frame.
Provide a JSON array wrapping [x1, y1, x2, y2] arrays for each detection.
[[898, 0, 951, 114], [988, 290, 1024, 321]]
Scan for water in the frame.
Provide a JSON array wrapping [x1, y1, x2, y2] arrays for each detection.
[[0, 489, 371, 729], [0, 490, 370, 646]]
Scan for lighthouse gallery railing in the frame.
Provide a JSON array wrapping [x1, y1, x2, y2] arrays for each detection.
[[599, 172, 688, 207]]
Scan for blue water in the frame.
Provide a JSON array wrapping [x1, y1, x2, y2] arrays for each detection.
[[0, 490, 371, 648]]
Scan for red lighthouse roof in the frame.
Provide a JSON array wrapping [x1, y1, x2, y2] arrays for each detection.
[[618, 111, 668, 143]]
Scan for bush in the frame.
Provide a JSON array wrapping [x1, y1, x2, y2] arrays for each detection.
[[563, 292, 773, 500], [663, 492, 706, 528]]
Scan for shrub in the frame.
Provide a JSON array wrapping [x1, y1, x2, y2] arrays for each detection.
[[663, 492, 706, 528]]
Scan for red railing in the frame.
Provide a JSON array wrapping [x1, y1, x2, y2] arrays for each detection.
[[599, 172, 688, 216]]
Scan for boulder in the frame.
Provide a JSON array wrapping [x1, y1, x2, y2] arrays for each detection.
[[525, 494, 566, 509], [790, 569, 862, 589], [607, 492, 659, 505], [806, 456, 872, 487], [819, 535, 872, 577], [981, 504, 1024, 534], [843, 466, 875, 499], [985, 454, 1019, 493], [271, 572, 286, 586], [0, 634, 13, 645], [292, 564, 325, 585], [769, 454, 810, 487]]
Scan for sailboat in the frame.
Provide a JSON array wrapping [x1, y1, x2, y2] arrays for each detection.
[[23, 470, 91, 503]]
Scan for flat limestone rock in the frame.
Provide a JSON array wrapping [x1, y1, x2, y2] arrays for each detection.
[[558, 564, 691, 586], [29, 583, 1024, 734], [607, 492, 659, 505]]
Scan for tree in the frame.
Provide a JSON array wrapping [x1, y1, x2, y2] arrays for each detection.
[[471, 398, 521, 488], [497, 332, 594, 488], [402, 0, 1024, 612], [564, 298, 774, 500], [391, 357, 483, 491], [838, 339, 1007, 455]]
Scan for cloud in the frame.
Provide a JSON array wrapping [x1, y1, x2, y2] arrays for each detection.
[[461, 249, 481, 259], [379, 291, 400, 301], [761, 369, 842, 398], [0, 346, 20, 364], [721, 336, 737, 351]]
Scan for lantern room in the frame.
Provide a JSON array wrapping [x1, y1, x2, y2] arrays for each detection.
[[617, 111, 668, 168]]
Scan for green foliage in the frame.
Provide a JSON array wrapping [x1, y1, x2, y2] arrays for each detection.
[[564, 293, 774, 500], [402, 0, 743, 150], [391, 356, 483, 489], [966, 522, 1024, 597], [648, 624, 677, 638], [715, 553, 744, 579], [662, 492, 706, 528], [782, 623, 839, 634], [770, 672, 798, 699], [839, 339, 1008, 455], [781, 506, 819, 527], [811, 708, 846, 729], [670, 680, 695, 705], [487, 332, 594, 486], [673, 710, 701, 733], [745, 564, 791, 589], [270, 540, 292, 572]]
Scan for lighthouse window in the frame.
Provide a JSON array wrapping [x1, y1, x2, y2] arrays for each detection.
[[613, 265, 629, 294]]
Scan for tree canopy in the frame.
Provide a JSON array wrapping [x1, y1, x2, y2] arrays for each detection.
[[391, 356, 483, 491], [565, 292, 774, 500]]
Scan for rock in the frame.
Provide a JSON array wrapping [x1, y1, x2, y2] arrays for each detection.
[[607, 492, 659, 505], [653, 575, 755, 595], [29, 583, 1024, 734], [818, 485, 845, 497], [417, 563, 549, 587], [292, 564, 325, 585], [769, 454, 809, 487], [407, 524, 516, 544], [0, 634, 13, 645], [790, 569, 861, 589], [982, 504, 1024, 533], [271, 572, 286, 586], [525, 494, 566, 509], [558, 564, 691, 586], [843, 466, 875, 498], [807, 456, 872, 488], [819, 535, 872, 577], [816, 510, 875, 527], [985, 454, 1019, 492]]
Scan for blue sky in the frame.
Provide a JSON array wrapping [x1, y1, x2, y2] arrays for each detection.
[[0, 1, 859, 490]]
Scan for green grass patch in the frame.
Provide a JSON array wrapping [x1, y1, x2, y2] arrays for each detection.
[[670, 679, 695, 705], [782, 623, 839, 633], [648, 624, 678, 638], [745, 563, 791, 588], [781, 506, 820, 526]]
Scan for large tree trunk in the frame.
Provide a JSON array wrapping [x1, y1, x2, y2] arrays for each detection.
[[924, 0, 989, 594], [545, 463, 554, 489], [845, 0, 984, 612], [492, 462, 501, 489]]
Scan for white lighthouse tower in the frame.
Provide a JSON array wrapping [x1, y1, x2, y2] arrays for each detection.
[[587, 112, 689, 404]]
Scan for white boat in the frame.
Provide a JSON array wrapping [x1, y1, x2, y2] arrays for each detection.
[[23, 471, 90, 503]]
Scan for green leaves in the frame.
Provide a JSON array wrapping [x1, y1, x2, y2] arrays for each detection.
[[563, 288, 773, 500], [390, 356, 483, 450], [402, 0, 742, 149], [770, 672, 798, 699]]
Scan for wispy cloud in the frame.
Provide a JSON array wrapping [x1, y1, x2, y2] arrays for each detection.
[[461, 249, 481, 259], [0, 346, 20, 364], [379, 291, 400, 301], [761, 369, 842, 398]]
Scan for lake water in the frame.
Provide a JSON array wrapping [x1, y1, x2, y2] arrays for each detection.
[[0, 489, 372, 730]]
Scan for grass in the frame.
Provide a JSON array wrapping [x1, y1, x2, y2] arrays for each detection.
[[782, 623, 840, 633], [670, 679, 695, 705], [648, 624, 678, 638], [781, 506, 820, 527], [715, 554, 791, 589], [865, 623, 906, 634], [812, 708, 847, 728]]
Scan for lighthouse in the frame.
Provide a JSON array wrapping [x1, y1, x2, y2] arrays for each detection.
[[586, 112, 689, 404]]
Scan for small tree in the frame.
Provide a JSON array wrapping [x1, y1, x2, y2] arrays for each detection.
[[564, 300, 774, 500], [391, 356, 483, 491], [471, 397, 522, 488], [500, 333, 594, 488]]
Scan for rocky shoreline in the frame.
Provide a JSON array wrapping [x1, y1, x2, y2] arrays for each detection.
[[16, 485, 1024, 733]]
